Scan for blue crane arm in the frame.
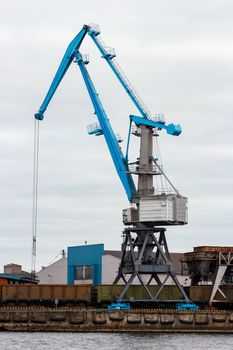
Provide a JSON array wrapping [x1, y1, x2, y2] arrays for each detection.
[[34, 25, 136, 201], [35, 25, 89, 121], [75, 53, 136, 202], [87, 25, 182, 136], [88, 26, 151, 120], [34, 25, 180, 202], [130, 115, 182, 136]]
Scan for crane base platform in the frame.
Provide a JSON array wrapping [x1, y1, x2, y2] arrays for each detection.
[[113, 225, 190, 303]]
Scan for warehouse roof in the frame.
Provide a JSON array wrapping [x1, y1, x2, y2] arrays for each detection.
[[104, 250, 122, 259], [0, 273, 37, 284], [104, 250, 185, 274]]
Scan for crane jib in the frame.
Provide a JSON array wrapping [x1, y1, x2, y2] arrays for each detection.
[[34, 24, 182, 201]]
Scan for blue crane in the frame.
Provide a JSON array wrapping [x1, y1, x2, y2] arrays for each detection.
[[34, 24, 181, 202], [34, 24, 190, 304]]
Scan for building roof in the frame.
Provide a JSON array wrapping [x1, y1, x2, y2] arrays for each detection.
[[0, 273, 21, 281], [4, 263, 21, 268], [104, 250, 185, 274], [104, 250, 122, 259], [37, 257, 67, 274], [0, 273, 37, 284]]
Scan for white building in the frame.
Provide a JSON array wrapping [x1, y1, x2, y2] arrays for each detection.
[[37, 256, 67, 284]]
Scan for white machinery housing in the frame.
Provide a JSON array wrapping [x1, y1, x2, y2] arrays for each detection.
[[123, 194, 188, 225]]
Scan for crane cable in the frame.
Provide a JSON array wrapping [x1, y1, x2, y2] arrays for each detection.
[[153, 135, 179, 195], [154, 135, 166, 193], [31, 119, 40, 280]]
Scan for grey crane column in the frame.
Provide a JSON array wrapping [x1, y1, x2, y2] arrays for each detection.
[[114, 124, 190, 303]]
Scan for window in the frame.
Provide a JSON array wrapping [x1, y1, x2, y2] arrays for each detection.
[[85, 265, 93, 280], [75, 266, 84, 280], [75, 265, 93, 280]]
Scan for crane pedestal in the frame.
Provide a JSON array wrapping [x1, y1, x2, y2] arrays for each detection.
[[114, 225, 190, 303]]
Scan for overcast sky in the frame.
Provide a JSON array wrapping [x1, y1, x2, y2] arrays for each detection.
[[0, 0, 232, 272]]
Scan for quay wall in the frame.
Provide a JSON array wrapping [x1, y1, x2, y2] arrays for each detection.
[[0, 309, 233, 332]]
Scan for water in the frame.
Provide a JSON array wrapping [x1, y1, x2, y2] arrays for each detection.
[[0, 332, 232, 350]]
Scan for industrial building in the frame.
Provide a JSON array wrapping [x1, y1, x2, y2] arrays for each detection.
[[185, 246, 233, 305], [0, 263, 36, 284], [67, 244, 190, 286], [35, 244, 190, 286]]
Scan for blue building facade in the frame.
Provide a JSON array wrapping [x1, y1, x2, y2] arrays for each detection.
[[67, 244, 104, 285]]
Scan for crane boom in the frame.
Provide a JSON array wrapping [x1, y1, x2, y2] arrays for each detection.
[[34, 25, 136, 201], [35, 25, 89, 121], [34, 24, 181, 201], [75, 53, 136, 201]]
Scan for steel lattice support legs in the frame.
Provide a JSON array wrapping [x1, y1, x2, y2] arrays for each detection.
[[113, 225, 190, 303]]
